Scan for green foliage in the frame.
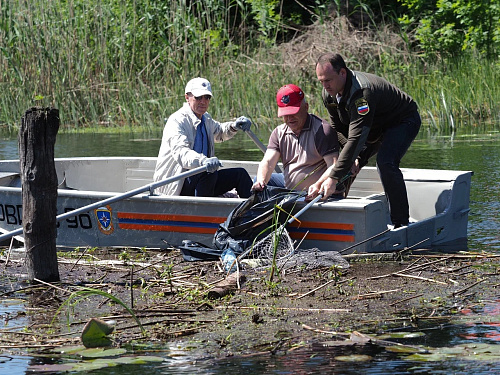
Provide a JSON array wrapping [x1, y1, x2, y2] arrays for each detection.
[[52, 287, 146, 335], [398, 0, 500, 57]]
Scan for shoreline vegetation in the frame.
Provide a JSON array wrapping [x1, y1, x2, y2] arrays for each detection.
[[2, 247, 500, 371], [0, 1, 498, 134]]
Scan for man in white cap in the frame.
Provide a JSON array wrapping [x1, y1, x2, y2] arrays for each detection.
[[252, 84, 339, 198], [153, 77, 253, 197]]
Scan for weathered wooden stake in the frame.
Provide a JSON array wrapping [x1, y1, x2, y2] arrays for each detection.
[[19, 107, 60, 282]]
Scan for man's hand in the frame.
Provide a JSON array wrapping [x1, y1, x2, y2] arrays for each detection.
[[251, 180, 266, 192], [351, 158, 361, 176], [234, 116, 251, 132], [319, 177, 339, 198], [203, 157, 222, 173], [306, 183, 321, 201]]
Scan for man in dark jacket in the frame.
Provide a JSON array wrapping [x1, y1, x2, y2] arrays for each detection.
[[314, 53, 421, 228]]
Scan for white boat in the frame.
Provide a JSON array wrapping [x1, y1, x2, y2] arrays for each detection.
[[0, 157, 472, 253]]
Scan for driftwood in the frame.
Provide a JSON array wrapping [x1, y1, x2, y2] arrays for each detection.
[[207, 272, 246, 299]]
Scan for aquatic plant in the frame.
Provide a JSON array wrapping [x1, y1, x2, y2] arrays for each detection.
[[52, 287, 146, 335]]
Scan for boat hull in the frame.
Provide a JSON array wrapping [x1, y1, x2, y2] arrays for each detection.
[[0, 157, 472, 253]]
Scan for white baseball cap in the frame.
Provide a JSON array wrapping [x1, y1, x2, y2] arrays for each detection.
[[184, 77, 213, 97]]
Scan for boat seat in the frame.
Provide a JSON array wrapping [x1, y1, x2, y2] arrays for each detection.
[[0, 172, 21, 187]]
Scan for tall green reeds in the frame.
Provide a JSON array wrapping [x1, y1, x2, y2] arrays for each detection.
[[0, 0, 262, 130], [0, 1, 498, 133], [380, 54, 500, 132]]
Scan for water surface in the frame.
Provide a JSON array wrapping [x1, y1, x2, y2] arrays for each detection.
[[0, 126, 499, 373]]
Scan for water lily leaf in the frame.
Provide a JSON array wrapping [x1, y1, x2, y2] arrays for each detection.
[[376, 332, 425, 339], [385, 345, 424, 354], [77, 348, 127, 358], [113, 356, 165, 364], [50, 345, 87, 354], [437, 346, 466, 355], [461, 343, 500, 354], [28, 364, 75, 372], [406, 353, 450, 361], [81, 318, 115, 348], [67, 360, 112, 372], [334, 354, 373, 362]]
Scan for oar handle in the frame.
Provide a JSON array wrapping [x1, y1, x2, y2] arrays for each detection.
[[286, 172, 353, 225], [287, 194, 323, 225], [244, 129, 282, 174], [0, 164, 210, 243]]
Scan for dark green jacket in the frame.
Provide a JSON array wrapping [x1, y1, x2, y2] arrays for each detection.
[[321, 69, 418, 180]]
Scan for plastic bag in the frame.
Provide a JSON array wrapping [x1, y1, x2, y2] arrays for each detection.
[[213, 186, 306, 253]]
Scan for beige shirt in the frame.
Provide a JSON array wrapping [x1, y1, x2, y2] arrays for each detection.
[[268, 114, 339, 192]]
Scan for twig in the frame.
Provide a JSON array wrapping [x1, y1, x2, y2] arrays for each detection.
[[215, 306, 350, 313], [339, 228, 391, 254], [4, 237, 15, 268], [367, 255, 456, 280], [69, 247, 89, 272], [33, 278, 73, 294], [394, 273, 448, 285], [452, 278, 486, 296], [297, 277, 355, 299], [130, 265, 134, 309], [297, 279, 335, 300], [402, 255, 456, 273], [353, 289, 399, 300], [302, 324, 350, 336], [388, 293, 424, 306], [397, 238, 431, 254]]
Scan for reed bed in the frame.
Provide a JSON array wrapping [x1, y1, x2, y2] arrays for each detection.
[[0, 1, 498, 134]]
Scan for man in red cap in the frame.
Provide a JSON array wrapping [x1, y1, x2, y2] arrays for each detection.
[[252, 84, 339, 196]]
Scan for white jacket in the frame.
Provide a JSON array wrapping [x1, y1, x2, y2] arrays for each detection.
[[153, 102, 238, 195]]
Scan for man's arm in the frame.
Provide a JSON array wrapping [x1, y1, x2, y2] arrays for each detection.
[[307, 152, 338, 199], [252, 149, 281, 191]]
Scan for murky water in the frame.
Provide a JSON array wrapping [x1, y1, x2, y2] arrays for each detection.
[[1, 125, 499, 373]]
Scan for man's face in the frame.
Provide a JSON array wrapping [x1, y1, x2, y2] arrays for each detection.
[[316, 63, 346, 97], [282, 101, 309, 134], [185, 93, 211, 118]]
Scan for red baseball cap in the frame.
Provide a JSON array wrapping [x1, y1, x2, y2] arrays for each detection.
[[276, 84, 304, 117]]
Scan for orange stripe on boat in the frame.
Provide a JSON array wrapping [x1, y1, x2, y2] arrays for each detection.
[[289, 232, 355, 242], [288, 221, 354, 231], [117, 212, 226, 224]]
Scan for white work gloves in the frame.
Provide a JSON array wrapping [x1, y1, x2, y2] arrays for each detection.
[[203, 157, 222, 173], [234, 116, 251, 132]]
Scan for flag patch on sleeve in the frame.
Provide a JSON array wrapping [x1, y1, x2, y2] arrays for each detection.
[[355, 98, 370, 115]]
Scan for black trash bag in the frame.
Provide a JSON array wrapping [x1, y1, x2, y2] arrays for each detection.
[[179, 240, 223, 262], [213, 186, 306, 253]]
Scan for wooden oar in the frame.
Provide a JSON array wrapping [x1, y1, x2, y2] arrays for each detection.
[[0, 164, 210, 243], [244, 128, 282, 174]]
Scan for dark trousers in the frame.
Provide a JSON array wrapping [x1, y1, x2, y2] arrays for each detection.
[[180, 167, 253, 198], [376, 111, 421, 226]]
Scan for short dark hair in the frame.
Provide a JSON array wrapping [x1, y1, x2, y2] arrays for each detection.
[[316, 53, 347, 73]]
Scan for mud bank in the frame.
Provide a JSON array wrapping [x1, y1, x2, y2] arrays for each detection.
[[1, 247, 499, 364]]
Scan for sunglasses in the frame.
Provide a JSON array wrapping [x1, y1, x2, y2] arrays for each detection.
[[194, 95, 211, 101]]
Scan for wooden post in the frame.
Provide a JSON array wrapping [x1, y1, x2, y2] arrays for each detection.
[[19, 107, 60, 282]]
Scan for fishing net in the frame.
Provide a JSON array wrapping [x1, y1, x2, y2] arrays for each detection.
[[277, 248, 349, 271], [244, 225, 296, 262]]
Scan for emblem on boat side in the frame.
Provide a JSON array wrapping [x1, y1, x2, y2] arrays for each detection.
[[95, 205, 114, 235]]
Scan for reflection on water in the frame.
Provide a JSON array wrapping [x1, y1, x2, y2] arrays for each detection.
[[0, 127, 499, 373]]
